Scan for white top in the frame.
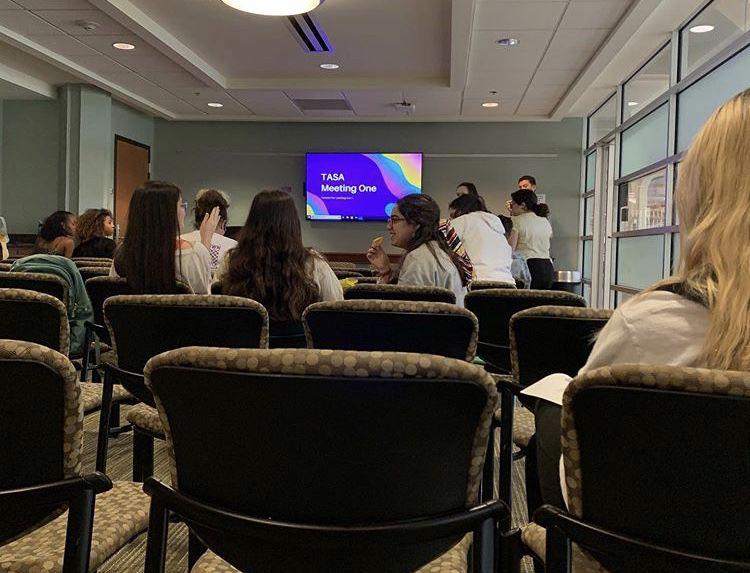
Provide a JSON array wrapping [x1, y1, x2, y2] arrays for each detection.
[[181, 230, 237, 272], [398, 241, 467, 306], [450, 212, 514, 285], [513, 212, 552, 260], [109, 240, 212, 295]]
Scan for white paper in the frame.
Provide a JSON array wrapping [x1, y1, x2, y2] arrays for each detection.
[[520, 372, 573, 406]]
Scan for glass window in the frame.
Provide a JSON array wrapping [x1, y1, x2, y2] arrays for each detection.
[[671, 233, 681, 273], [615, 234, 665, 289], [620, 103, 669, 176], [587, 95, 617, 145], [615, 290, 634, 307], [677, 44, 750, 151], [583, 240, 593, 280], [623, 43, 672, 119], [584, 196, 595, 235], [617, 170, 667, 231], [680, 0, 750, 78], [583, 283, 592, 305], [585, 152, 596, 191]]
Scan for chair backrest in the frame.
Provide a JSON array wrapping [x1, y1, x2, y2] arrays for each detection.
[[562, 364, 750, 567], [332, 269, 364, 279], [0, 340, 82, 542], [464, 289, 586, 373], [304, 300, 478, 361], [77, 266, 110, 283], [510, 306, 612, 389], [104, 294, 270, 404], [73, 260, 111, 269], [354, 276, 378, 284], [0, 263, 11, 272], [0, 289, 69, 354], [469, 280, 516, 291], [145, 347, 497, 572], [328, 261, 357, 269], [0, 271, 69, 308], [344, 283, 456, 304]]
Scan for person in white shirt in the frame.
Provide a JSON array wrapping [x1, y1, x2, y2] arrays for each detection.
[[216, 190, 342, 345], [506, 189, 553, 289], [110, 181, 218, 295], [181, 188, 237, 273], [528, 88, 750, 510], [448, 194, 515, 285], [366, 194, 468, 306]]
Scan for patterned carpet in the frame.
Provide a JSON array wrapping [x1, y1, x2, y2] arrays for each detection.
[[82, 407, 535, 572]]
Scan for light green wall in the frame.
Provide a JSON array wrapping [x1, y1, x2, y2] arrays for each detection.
[[153, 118, 583, 269], [111, 100, 154, 149], [78, 87, 112, 211]]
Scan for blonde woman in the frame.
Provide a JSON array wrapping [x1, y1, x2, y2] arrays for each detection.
[[528, 88, 750, 509]]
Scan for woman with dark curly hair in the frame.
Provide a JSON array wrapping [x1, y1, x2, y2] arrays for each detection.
[[73, 208, 116, 258], [34, 211, 76, 257]]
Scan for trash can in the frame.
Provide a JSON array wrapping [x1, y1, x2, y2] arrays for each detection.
[[552, 270, 582, 295]]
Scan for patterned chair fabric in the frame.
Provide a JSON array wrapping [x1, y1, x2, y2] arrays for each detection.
[[0, 272, 68, 308], [77, 266, 111, 283], [126, 403, 163, 436], [328, 261, 357, 269], [73, 259, 112, 268], [469, 280, 516, 291], [333, 269, 364, 279], [344, 283, 457, 304], [0, 263, 11, 272], [0, 288, 70, 355], [303, 299, 479, 362], [79, 382, 134, 413]]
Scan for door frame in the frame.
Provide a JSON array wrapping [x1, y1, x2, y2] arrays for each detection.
[[113, 134, 151, 238]]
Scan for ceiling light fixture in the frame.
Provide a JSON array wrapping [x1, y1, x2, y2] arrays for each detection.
[[482, 102, 500, 108], [112, 42, 135, 50], [689, 24, 714, 33], [496, 38, 519, 46], [221, 0, 324, 16], [627, 101, 639, 107], [207, 102, 224, 108], [319, 63, 339, 69]]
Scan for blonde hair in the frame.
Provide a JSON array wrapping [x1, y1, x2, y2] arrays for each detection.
[[646, 88, 750, 370]]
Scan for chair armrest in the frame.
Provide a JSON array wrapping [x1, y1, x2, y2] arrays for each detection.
[[84, 321, 108, 340], [491, 374, 524, 396], [0, 472, 112, 506]]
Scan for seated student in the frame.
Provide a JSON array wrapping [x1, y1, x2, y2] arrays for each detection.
[[367, 194, 468, 305], [34, 211, 76, 258], [527, 88, 750, 510], [181, 188, 237, 273], [499, 214, 531, 288], [73, 208, 116, 258], [448, 194, 514, 285], [217, 190, 343, 343], [110, 181, 218, 294]]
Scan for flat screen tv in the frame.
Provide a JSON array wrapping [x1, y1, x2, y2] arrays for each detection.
[[305, 152, 423, 221]]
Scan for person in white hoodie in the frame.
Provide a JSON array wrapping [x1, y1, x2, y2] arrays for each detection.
[[448, 194, 515, 286]]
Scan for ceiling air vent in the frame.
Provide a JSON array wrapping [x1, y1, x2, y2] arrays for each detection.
[[293, 98, 351, 111], [285, 13, 333, 53]]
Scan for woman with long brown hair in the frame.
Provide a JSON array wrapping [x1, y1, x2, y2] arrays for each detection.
[[110, 181, 219, 294], [217, 190, 342, 342], [73, 208, 116, 258]]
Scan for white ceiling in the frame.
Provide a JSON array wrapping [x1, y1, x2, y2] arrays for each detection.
[[0, 0, 707, 121]]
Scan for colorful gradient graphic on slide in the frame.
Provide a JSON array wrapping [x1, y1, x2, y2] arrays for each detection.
[[305, 153, 422, 221]]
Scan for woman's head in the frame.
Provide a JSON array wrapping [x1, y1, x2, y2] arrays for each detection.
[[222, 190, 319, 321], [449, 193, 486, 219], [667, 88, 750, 369], [76, 209, 114, 243], [39, 211, 76, 242], [456, 182, 479, 197], [193, 188, 230, 234], [510, 189, 549, 218], [116, 180, 184, 293]]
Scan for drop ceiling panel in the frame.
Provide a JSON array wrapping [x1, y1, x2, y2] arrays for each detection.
[[462, 97, 520, 116], [463, 79, 529, 99], [168, 87, 250, 114], [403, 88, 461, 116], [283, 90, 346, 101], [75, 54, 130, 73], [344, 89, 403, 116], [75, 34, 161, 58], [0, 9, 62, 34], [302, 109, 356, 117], [227, 90, 303, 116], [561, 1, 630, 29], [0, 1, 23, 10], [531, 68, 581, 84], [29, 33, 98, 56], [474, 1, 567, 30], [469, 30, 553, 72], [33, 9, 131, 36], [546, 28, 611, 53], [138, 69, 206, 88], [15, 0, 95, 9]]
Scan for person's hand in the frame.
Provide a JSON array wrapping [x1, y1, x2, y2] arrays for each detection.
[[366, 244, 390, 276], [505, 200, 513, 214], [200, 207, 221, 249]]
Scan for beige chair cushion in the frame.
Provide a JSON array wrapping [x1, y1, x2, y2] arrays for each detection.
[[126, 403, 164, 436], [80, 382, 134, 413], [0, 481, 150, 572], [191, 534, 472, 573], [511, 407, 535, 449], [522, 523, 607, 573]]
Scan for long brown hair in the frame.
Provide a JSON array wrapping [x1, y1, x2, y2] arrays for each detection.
[[396, 194, 468, 286], [644, 89, 750, 370], [76, 208, 112, 243], [114, 181, 182, 294], [221, 190, 319, 321]]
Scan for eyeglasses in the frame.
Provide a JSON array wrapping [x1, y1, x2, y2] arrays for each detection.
[[387, 215, 406, 225]]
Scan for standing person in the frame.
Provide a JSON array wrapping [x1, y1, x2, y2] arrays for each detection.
[[499, 214, 531, 289], [217, 190, 343, 346], [110, 181, 218, 294], [181, 188, 237, 273], [367, 194, 468, 305], [507, 189, 553, 289], [518, 175, 537, 191], [34, 211, 76, 257], [455, 182, 487, 210], [448, 194, 514, 285], [73, 208, 116, 258]]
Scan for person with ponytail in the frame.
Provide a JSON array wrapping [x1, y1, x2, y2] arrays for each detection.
[[367, 194, 468, 306], [526, 88, 750, 511], [506, 188, 553, 289]]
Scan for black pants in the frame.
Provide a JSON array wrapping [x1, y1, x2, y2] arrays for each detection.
[[527, 258, 554, 290], [525, 401, 566, 516]]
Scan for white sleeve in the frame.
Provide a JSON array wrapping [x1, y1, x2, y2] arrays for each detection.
[[215, 249, 230, 282], [313, 257, 344, 301], [397, 251, 436, 287], [184, 243, 212, 295]]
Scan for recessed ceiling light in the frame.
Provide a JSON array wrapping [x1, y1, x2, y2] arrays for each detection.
[[689, 24, 714, 33], [207, 102, 224, 108], [221, 0, 323, 16], [319, 63, 339, 70], [112, 42, 135, 50], [496, 38, 519, 46], [627, 101, 639, 107], [482, 102, 500, 108]]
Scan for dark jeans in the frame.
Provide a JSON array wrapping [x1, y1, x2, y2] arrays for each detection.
[[527, 258, 554, 290], [526, 401, 566, 517]]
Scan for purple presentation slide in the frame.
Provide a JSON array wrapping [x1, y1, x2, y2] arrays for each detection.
[[305, 153, 423, 221]]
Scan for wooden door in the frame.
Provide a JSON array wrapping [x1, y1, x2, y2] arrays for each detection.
[[114, 136, 150, 238]]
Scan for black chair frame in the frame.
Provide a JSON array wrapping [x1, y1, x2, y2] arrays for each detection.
[[144, 477, 517, 573]]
